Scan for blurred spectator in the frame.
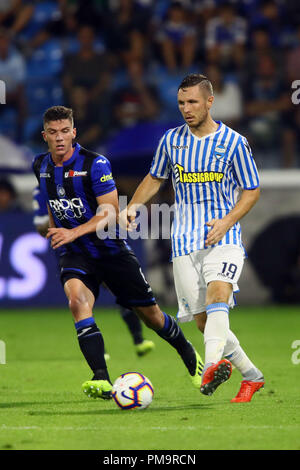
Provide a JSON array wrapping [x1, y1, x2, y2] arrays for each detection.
[[111, 60, 160, 130], [250, 0, 293, 48], [244, 55, 289, 151], [63, 24, 110, 106], [0, 0, 34, 36], [0, 27, 26, 141], [286, 25, 300, 83], [245, 26, 284, 82], [278, 24, 300, 167], [155, 1, 197, 73], [27, 2, 79, 55], [104, 0, 149, 68], [27, 0, 110, 56], [0, 177, 23, 213], [0, 0, 299, 168], [285, 0, 300, 28], [206, 64, 243, 128], [70, 0, 107, 30], [205, 1, 247, 71], [280, 104, 300, 168], [69, 86, 105, 150]]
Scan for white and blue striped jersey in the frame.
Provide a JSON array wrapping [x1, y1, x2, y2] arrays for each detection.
[[150, 121, 259, 258]]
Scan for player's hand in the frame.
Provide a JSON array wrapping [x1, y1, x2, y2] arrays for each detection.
[[118, 207, 137, 232], [205, 218, 231, 247], [46, 227, 77, 249]]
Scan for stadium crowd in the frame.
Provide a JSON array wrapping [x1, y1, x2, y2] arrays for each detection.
[[0, 0, 299, 167]]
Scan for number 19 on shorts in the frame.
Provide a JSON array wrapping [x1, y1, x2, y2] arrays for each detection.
[[221, 262, 238, 280]]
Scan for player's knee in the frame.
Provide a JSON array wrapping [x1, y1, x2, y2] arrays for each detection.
[[68, 292, 89, 317]]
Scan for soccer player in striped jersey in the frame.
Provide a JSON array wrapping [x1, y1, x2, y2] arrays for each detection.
[[125, 74, 265, 402], [32, 105, 204, 399]]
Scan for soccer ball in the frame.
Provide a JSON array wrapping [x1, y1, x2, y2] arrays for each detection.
[[112, 372, 154, 410]]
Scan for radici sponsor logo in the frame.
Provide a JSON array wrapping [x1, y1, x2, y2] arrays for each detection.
[[49, 198, 86, 220]]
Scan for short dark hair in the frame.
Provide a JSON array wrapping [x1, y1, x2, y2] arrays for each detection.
[[178, 73, 213, 96], [43, 106, 74, 127]]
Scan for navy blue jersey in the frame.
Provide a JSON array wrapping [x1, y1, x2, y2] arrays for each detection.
[[32, 186, 49, 226], [32, 143, 127, 258]]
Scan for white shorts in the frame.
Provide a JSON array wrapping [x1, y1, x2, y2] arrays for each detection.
[[173, 245, 245, 323]]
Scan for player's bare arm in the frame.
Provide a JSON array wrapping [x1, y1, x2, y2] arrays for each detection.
[[47, 189, 119, 249], [120, 173, 164, 228], [47, 204, 55, 229], [128, 173, 164, 211], [205, 187, 260, 247]]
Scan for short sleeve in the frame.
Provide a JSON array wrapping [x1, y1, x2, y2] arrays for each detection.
[[150, 133, 171, 179], [90, 155, 116, 197], [32, 156, 40, 183], [32, 187, 49, 226], [232, 137, 260, 189], [33, 187, 48, 216]]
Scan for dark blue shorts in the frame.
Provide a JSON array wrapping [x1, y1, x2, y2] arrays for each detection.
[[59, 249, 156, 309]]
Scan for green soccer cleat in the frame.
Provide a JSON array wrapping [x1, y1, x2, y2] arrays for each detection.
[[190, 350, 204, 389], [82, 380, 112, 400], [135, 339, 155, 357]]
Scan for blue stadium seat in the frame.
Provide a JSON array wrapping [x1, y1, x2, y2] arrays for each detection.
[[26, 39, 63, 79], [19, 1, 60, 41], [0, 109, 18, 140], [23, 115, 42, 141], [25, 77, 63, 115], [150, 66, 183, 121]]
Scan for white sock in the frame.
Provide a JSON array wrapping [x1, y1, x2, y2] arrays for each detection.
[[204, 303, 230, 365], [224, 330, 263, 380]]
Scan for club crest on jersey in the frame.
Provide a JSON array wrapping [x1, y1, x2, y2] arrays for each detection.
[[174, 164, 224, 184], [64, 170, 87, 178], [56, 184, 66, 197], [214, 145, 226, 159]]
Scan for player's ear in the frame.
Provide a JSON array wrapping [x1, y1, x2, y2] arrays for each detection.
[[72, 127, 77, 139], [41, 130, 47, 142], [207, 95, 214, 110]]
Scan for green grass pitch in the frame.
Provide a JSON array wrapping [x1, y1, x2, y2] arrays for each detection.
[[0, 305, 299, 450]]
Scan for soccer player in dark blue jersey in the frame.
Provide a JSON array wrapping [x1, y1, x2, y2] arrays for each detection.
[[32, 105, 203, 399], [32, 185, 155, 358]]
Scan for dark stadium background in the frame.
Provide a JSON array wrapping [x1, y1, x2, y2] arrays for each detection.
[[1, 0, 300, 308]]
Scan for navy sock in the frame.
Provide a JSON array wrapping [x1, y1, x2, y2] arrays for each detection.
[[75, 317, 110, 382], [120, 307, 143, 345], [156, 312, 196, 375]]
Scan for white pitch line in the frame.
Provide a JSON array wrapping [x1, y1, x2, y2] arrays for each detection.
[[0, 424, 299, 432]]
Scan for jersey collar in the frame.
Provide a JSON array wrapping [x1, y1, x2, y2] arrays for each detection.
[[49, 142, 81, 167], [187, 120, 223, 141]]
